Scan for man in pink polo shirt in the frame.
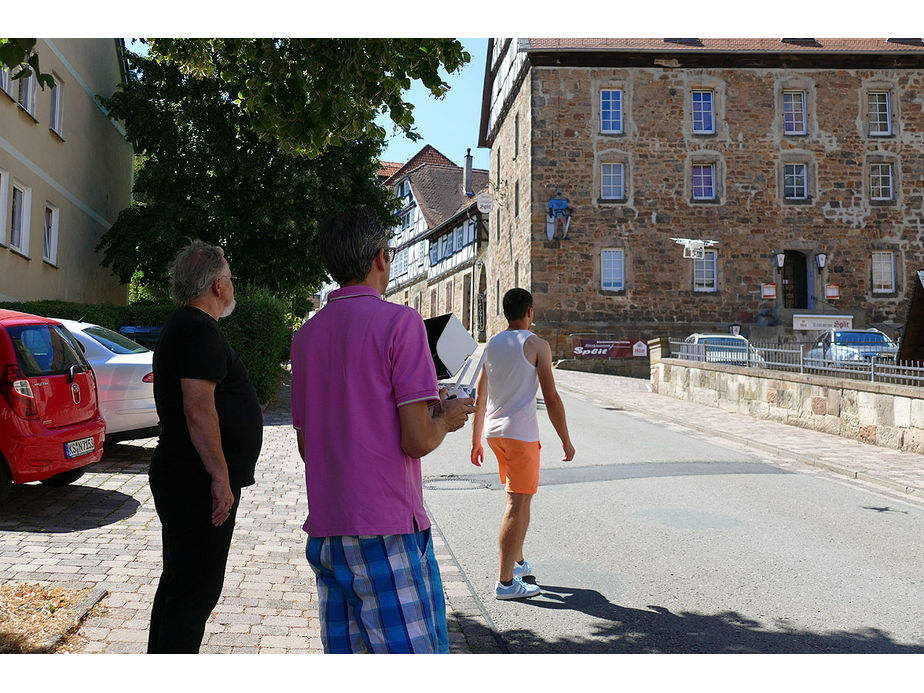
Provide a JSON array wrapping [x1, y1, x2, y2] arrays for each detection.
[[290, 207, 475, 654]]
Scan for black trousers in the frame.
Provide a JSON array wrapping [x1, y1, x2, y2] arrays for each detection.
[[147, 470, 241, 654]]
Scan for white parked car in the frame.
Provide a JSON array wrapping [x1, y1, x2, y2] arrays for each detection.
[[805, 328, 898, 365], [680, 333, 767, 366], [54, 319, 159, 441]]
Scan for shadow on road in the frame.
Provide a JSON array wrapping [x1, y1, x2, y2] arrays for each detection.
[[0, 484, 140, 532], [494, 584, 924, 654]]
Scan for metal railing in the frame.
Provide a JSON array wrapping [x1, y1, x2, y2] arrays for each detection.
[[668, 339, 924, 387]]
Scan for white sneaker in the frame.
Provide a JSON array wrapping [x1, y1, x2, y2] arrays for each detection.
[[513, 559, 533, 578], [495, 576, 542, 600]]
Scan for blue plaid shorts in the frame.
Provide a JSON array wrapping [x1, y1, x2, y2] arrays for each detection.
[[305, 528, 449, 654]]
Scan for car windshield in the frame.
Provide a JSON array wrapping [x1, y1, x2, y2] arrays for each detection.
[[833, 331, 892, 346], [84, 326, 150, 355], [701, 337, 746, 348], [8, 324, 88, 376]]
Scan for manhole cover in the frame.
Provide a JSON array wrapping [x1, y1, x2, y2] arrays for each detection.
[[423, 476, 489, 491]]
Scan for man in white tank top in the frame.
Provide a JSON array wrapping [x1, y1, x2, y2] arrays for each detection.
[[471, 289, 575, 600]]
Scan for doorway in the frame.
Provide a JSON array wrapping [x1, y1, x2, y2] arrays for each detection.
[[782, 250, 808, 309]]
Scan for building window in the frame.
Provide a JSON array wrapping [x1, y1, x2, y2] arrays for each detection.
[[601, 89, 623, 134], [601, 249, 625, 291], [16, 69, 36, 116], [49, 77, 64, 136], [514, 112, 519, 157], [514, 260, 519, 287], [414, 293, 421, 314], [693, 249, 718, 292], [872, 251, 895, 293], [0, 67, 12, 97], [783, 90, 806, 135], [691, 90, 715, 134], [514, 179, 519, 217], [10, 182, 30, 254], [692, 163, 716, 200], [870, 163, 894, 201], [496, 279, 500, 315], [0, 168, 8, 246], [868, 91, 892, 136], [601, 163, 625, 201], [465, 219, 476, 245], [43, 204, 58, 264], [496, 145, 501, 187], [446, 279, 453, 312], [783, 163, 809, 200], [430, 288, 438, 317]]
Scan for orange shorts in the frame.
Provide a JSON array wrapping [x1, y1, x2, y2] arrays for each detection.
[[487, 438, 541, 495]]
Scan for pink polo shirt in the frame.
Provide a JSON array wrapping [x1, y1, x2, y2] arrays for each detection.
[[290, 285, 439, 537]]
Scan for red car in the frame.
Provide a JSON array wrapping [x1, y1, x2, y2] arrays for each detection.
[[0, 309, 105, 502]]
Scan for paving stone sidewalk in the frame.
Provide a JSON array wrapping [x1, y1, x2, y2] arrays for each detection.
[[0, 379, 499, 654], [552, 368, 924, 506]]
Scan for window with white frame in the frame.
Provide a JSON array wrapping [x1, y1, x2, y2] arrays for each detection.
[[601, 89, 623, 134], [454, 226, 464, 251], [393, 247, 408, 277], [601, 162, 625, 200], [783, 163, 809, 200], [692, 163, 716, 200], [693, 249, 718, 292], [10, 182, 31, 254], [870, 163, 894, 201], [872, 251, 895, 293], [0, 67, 12, 97], [43, 204, 59, 264], [691, 90, 715, 134], [601, 249, 625, 291], [49, 77, 64, 136], [465, 219, 475, 245], [868, 91, 892, 136], [0, 168, 9, 246], [441, 234, 451, 260], [783, 91, 806, 135], [16, 69, 36, 116]]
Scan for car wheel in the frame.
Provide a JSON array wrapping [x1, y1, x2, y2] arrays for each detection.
[[0, 455, 12, 505], [40, 468, 87, 486]]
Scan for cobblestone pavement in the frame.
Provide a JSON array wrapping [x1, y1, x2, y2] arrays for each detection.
[[552, 368, 924, 508], [0, 380, 498, 654]]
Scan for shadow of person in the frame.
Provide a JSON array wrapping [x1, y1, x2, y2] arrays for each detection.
[[501, 584, 924, 654], [0, 484, 140, 532]]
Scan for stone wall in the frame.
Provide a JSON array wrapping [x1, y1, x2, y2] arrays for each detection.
[[515, 63, 924, 358], [649, 338, 924, 454]]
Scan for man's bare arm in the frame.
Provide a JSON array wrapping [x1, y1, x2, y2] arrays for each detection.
[[181, 378, 235, 525], [398, 392, 475, 459], [470, 368, 488, 466], [533, 338, 575, 461]]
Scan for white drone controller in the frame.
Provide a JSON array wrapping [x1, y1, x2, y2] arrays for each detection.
[[444, 351, 485, 401]]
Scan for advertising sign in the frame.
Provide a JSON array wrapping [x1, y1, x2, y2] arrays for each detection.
[[761, 283, 777, 299], [792, 314, 853, 330], [825, 284, 840, 300], [572, 339, 648, 359]]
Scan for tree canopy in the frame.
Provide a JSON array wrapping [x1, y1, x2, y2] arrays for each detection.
[[0, 38, 55, 88], [144, 38, 470, 158], [96, 53, 395, 304]]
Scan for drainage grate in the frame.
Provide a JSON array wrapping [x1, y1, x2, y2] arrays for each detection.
[[423, 476, 492, 491]]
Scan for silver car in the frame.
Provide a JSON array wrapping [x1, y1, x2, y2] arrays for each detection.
[[680, 333, 767, 366], [805, 328, 898, 365], [54, 319, 159, 441]]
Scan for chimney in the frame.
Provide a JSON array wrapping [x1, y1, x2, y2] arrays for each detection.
[[463, 148, 474, 197]]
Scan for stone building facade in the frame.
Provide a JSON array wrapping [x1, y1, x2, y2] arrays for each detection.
[[478, 38, 924, 357]]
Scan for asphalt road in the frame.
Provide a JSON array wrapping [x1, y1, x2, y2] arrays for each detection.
[[422, 391, 924, 653]]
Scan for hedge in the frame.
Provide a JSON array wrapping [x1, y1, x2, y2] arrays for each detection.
[[0, 293, 290, 404]]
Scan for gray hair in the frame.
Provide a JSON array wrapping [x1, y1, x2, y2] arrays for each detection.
[[318, 207, 388, 285], [170, 240, 228, 308]]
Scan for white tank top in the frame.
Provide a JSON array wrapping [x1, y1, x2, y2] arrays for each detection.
[[484, 330, 539, 442]]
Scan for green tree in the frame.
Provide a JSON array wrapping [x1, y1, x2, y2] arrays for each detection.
[[96, 53, 395, 302], [0, 39, 55, 88], [144, 38, 469, 157]]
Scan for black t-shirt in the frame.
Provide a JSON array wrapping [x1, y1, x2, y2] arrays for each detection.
[[150, 306, 263, 488]]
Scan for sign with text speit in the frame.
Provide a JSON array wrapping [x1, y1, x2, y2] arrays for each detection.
[[792, 314, 853, 330], [572, 339, 648, 359]]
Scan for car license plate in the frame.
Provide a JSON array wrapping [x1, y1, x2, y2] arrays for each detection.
[[65, 436, 95, 459]]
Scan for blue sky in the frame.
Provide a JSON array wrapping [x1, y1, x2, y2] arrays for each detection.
[[375, 39, 489, 171]]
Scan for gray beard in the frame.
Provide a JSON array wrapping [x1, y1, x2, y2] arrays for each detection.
[[220, 298, 236, 318]]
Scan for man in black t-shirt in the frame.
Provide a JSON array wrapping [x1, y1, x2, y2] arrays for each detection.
[[147, 240, 263, 654]]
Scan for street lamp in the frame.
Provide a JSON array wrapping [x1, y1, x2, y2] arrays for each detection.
[[815, 252, 827, 274], [775, 252, 786, 273]]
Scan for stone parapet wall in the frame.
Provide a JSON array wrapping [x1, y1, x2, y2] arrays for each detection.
[[650, 351, 924, 454]]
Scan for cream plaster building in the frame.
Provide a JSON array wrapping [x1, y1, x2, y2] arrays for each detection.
[[0, 38, 133, 304]]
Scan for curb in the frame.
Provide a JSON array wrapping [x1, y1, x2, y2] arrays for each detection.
[[557, 382, 924, 501], [36, 586, 108, 653]]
